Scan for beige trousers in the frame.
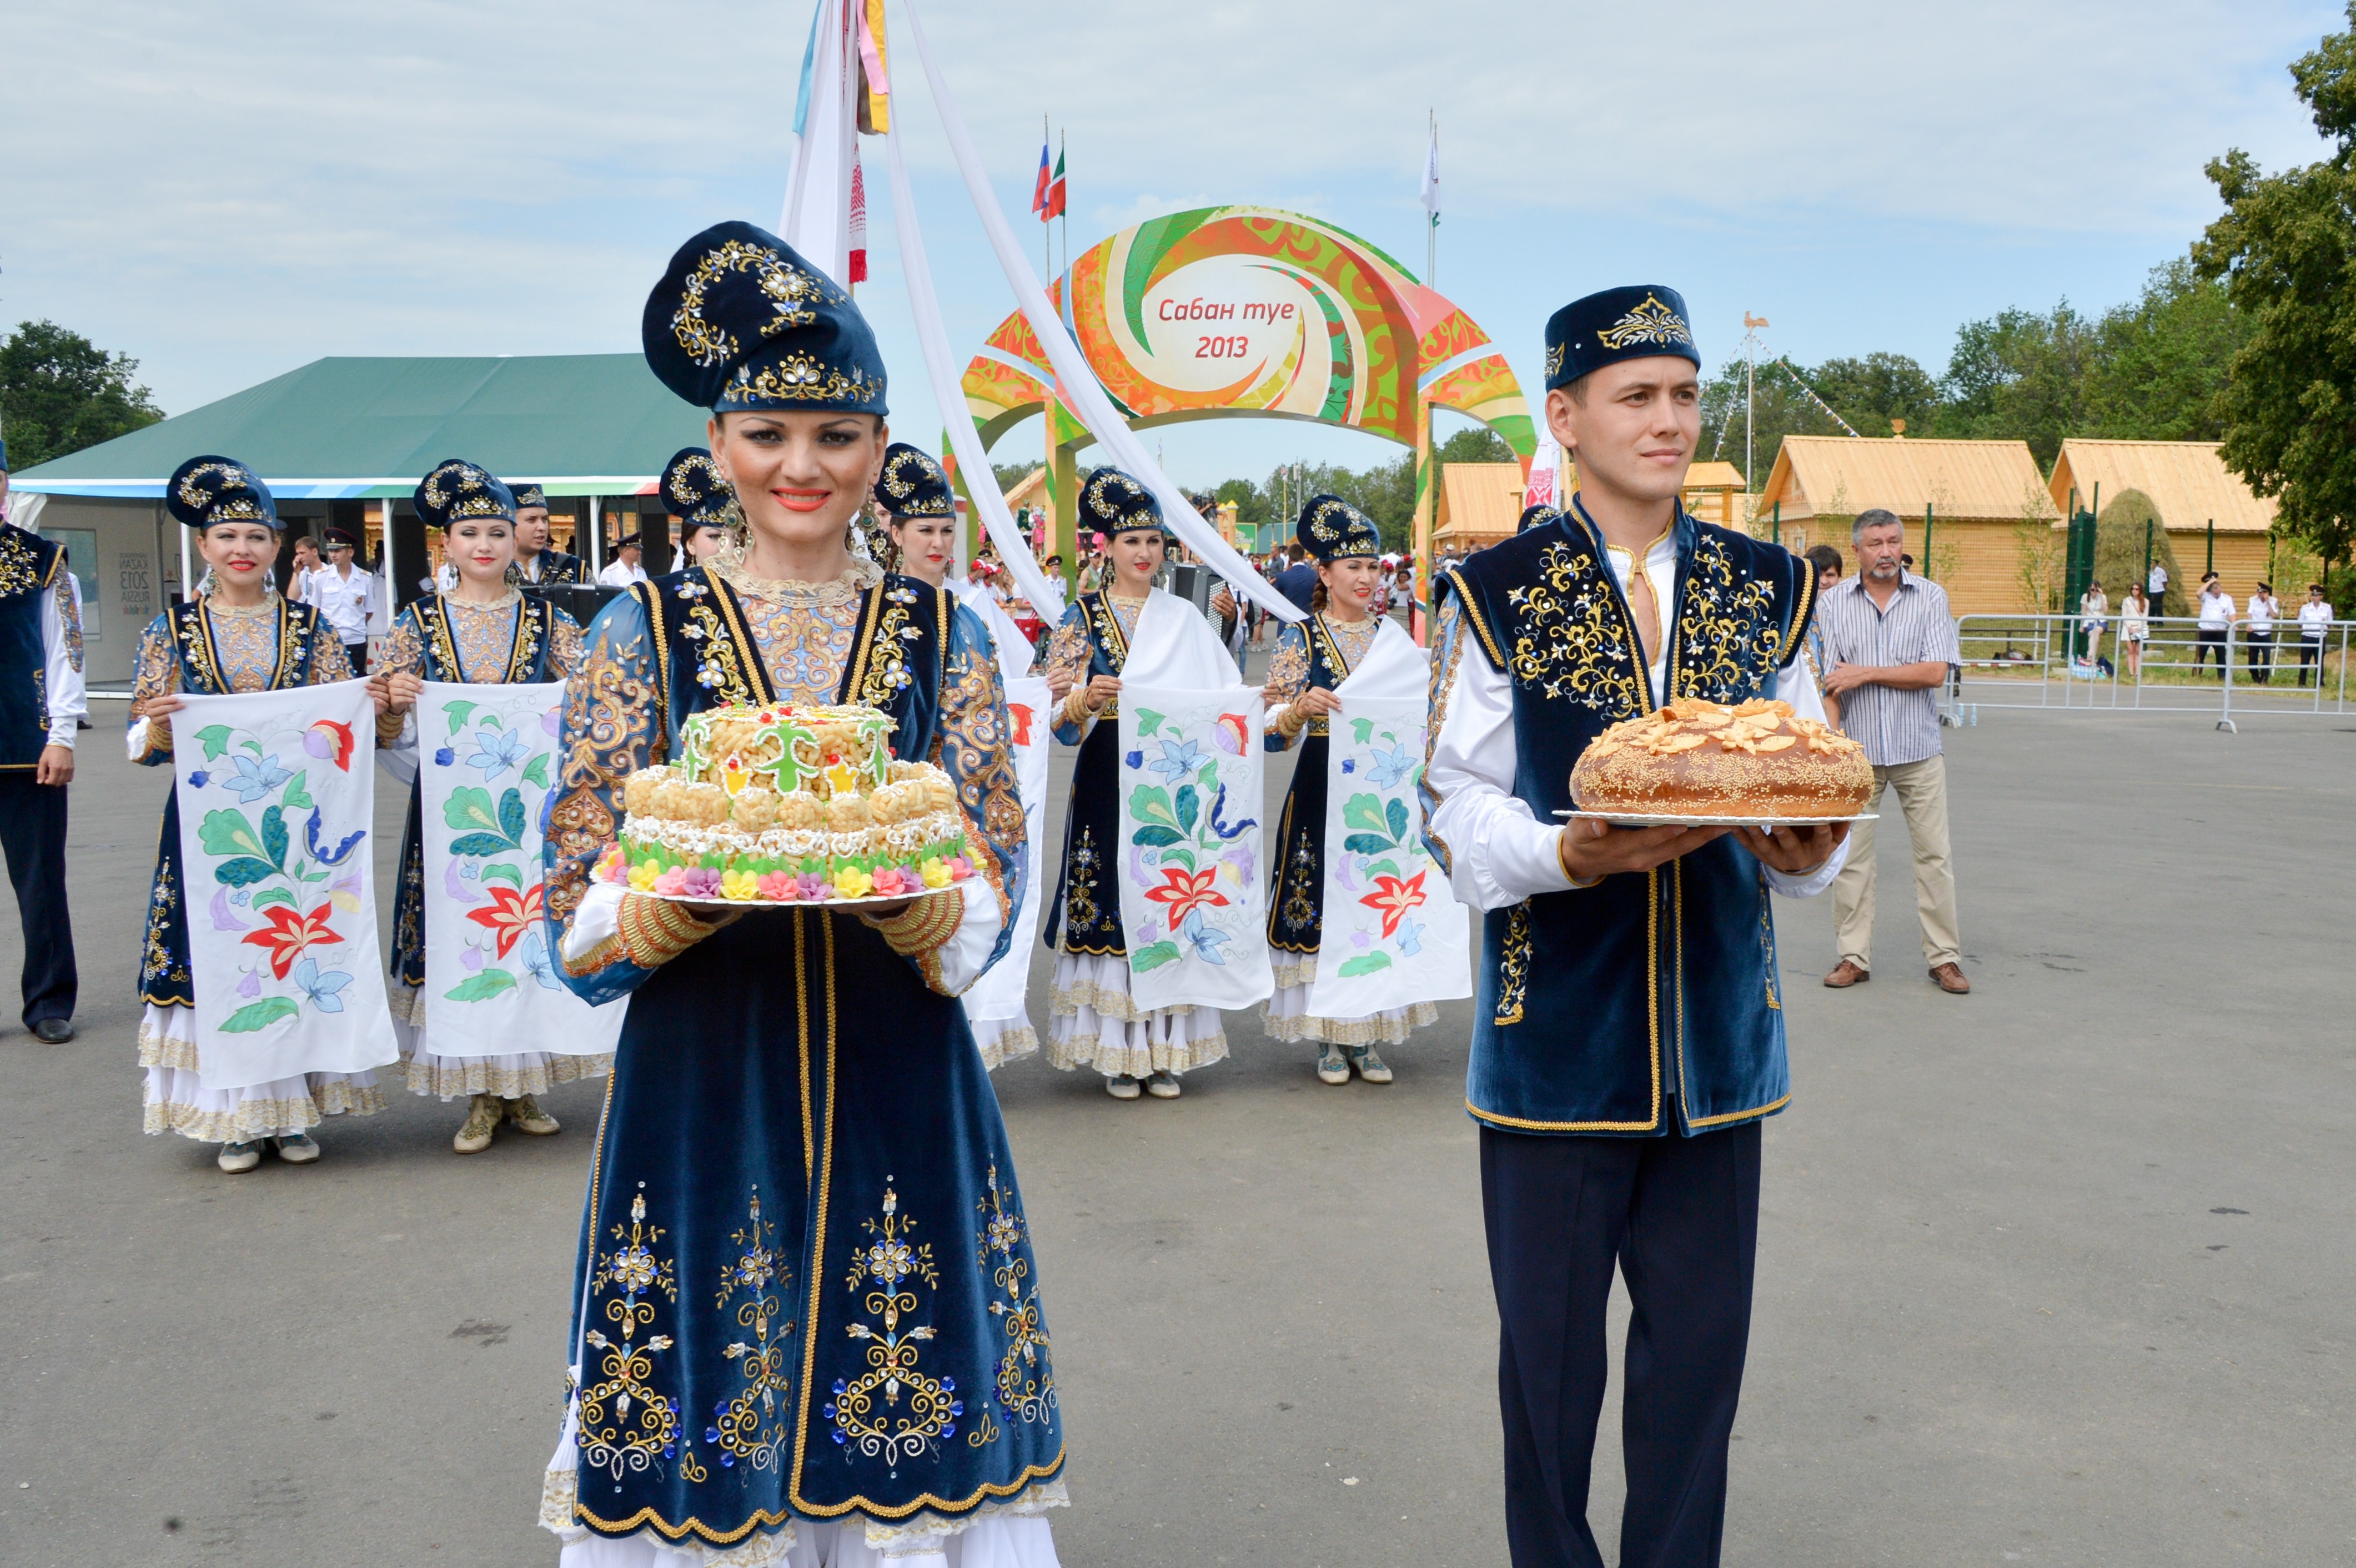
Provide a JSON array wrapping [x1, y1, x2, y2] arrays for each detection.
[[1832, 755, 1961, 969]]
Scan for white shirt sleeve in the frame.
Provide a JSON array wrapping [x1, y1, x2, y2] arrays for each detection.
[[43, 571, 86, 748], [1424, 633, 1573, 911], [1759, 656, 1849, 898]]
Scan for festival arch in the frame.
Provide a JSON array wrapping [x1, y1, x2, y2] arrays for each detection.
[[957, 204, 1534, 581]]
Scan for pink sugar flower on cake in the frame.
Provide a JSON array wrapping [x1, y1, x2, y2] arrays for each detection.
[[651, 866, 689, 897], [948, 855, 974, 881], [758, 871, 795, 901]]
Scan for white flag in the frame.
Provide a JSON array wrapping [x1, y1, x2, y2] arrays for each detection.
[[1420, 124, 1440, 220]]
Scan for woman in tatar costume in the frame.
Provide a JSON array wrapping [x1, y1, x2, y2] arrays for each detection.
[[537, 222, 1063, 1566], [127, 456, 382, 1173], [1037, 471, 1234, 1100], [870, 442, 1044, 1069], [371, 459, 597, 1153], [1260, 496, 1440, 1085]]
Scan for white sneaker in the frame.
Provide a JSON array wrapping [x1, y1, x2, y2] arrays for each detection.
[[218, 1140, 262, 1174], [273, 1133, 321, 1163], [1145, 1070, 1182, 1099], [1104, 1074, 1142, 1100], [1316, 1045, 1350, 1085]]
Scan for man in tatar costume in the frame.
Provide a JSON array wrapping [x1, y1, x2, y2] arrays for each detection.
[[1424, 287, 1850, 1567], [0, 439, 84, 1043], [509, 482, 587, 586]]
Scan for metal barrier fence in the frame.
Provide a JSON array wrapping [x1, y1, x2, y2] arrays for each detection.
[[1945, 614, 2354, 731]]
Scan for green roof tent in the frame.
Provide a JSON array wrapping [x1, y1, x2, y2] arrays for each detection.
[[10, 354, 707, 500], [8, 355, 709, 686]]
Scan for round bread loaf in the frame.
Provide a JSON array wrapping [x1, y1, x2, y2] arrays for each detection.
[[1570, 697, 1872, 819]]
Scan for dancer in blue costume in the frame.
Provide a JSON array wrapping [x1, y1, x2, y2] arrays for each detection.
[[127, 456, 381, 1173], [536, 223, 1062, 1567], [1259, 495, 1439, 1083], [372, 459, 597, 1153]]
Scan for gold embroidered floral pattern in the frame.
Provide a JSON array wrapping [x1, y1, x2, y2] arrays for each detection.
[[707, 1187, 795, 1473], [828, 1185, 963, 1466], [549, 619, 657, 926], [53, 572, 82, 672], [579, 1187, 682, 1482], [976, 1165, 1054, 1433], [672, 239, 832, 368], [933, 642, 1021, 932], [718, 563, 869, 703], [732, 353, 881, 407], [140, 856, 190, 1001], [0, 531, 50, 599], [857, 585, 921, 707], [1262, 631, 1310, 711], [1595, 293, 1693, 350], [1494, 902, 1531, 1026], [1062, 828, 1103, 934], [1670, 531, 1785, 702], [1279, 827, 1319, 934], [1039, 614, 1092, 692], [1503, 542, 1644, 717], [204, 599, 285, 692]]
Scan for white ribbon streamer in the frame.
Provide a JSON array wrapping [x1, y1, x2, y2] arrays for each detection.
[[897, 0, 1303, 624]]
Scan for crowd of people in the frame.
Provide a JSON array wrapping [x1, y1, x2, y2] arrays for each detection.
[[0, 225, 2016, 1568]]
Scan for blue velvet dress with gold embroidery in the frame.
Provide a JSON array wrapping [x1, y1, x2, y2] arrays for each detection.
[[1037, 592, 1140, 958], [537, 561, 1058, 1552], [1426, 502, 1817, 1135]]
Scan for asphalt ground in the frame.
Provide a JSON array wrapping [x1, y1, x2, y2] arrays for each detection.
[[1, 674, 2349, 1567]]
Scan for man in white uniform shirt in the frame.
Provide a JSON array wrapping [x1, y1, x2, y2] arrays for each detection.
[[596, 532, 649, 587], [2246, 581, 2280, 684], [303, 528, 375, 672], [1819, 508, 1969, 996], [2297, 583, 2335, 687], [2194, 574, 2234, 678], [2148, 560, 2169, 620]]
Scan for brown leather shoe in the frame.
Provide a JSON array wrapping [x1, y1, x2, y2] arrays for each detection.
[[1929, 962, 1971, 994], [1823, 959, 1870, 988]]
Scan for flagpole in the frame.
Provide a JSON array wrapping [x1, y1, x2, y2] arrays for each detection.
[[1428, 109, 1438, 289], [1042, 113, 1052, 290], [1058, 128, 1068, 307]]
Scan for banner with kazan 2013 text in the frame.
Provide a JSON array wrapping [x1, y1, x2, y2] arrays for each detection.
[[1114, 685, 1273, 1012], [418, 680, 625, 1057], [171, 681, 398, 1090]]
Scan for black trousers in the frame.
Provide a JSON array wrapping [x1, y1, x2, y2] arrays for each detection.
[[2247, 631, 2274, 683], [2299, 636, 2323, 686], [341, 637, 370, 675], [2195, 627, 2227, 675], [0, 774, 74, 1026], [1481, 1118, 1761, 1568]]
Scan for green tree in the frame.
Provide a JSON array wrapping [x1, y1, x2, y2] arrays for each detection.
[[2082, 259, 2246, 441], [0, 320, 165, 468], [1940, 304, 2099, 468], [1812, 353, 1942, 438], [1213, 476, 1267, 524], [2194, 3, 2356, 572], [989, 461, 1035, 496], [1434, 425, 1515, 465]]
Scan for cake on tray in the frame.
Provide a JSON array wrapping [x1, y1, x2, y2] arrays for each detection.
[[594, 701, 975, 903], [1569, 696, 1873, 820]]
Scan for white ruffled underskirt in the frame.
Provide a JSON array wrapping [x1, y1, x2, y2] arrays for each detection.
[[1043, 951, 1227, 1078], [542, 1388, 1066, 1567], [1260, 958, 1440, 1046], [967, 1008, 1039, 1072], [138, 1003, 385, 1143], [391, 982, 614, 1100]]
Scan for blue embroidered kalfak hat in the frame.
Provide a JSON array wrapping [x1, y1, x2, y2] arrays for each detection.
[[659, 446, 732, 526], [642, 221, 887, 415], [166, 456, 279, 530], [874, 443, 954, 520], [1082, 468, 1165, 537], [1516, 502, 1564, 535], [509, 481, 549, 511], [1544, 285, 1700, 390], [414, 459, 516, 529], [1295, 494, 1380, 560]]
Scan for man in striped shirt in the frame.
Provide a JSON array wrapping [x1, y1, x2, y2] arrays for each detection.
[[1818, 508, 1970, 994]]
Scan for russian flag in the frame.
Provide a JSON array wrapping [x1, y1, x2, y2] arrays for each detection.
[[1031, 139, 1051, 217]]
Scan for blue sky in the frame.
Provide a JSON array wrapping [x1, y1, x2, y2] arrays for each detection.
[[2, 0, 2343, 486]]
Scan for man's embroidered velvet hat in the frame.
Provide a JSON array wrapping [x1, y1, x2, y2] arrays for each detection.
[[1082, 467, 1166, 537], [1295, 494, 1380, 560], [659, 447, 733, 527], [1516, 502, 1564, 535], [1544, 285, 1700, 390], [642, 221, 887, 415], [875, 443, 955, 520], [509, 481, 549, 511], [414, 459, 516, 529], [167, 456, 279, 530]]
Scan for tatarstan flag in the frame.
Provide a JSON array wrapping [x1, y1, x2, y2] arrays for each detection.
[[1046, 147, 1067, 219]]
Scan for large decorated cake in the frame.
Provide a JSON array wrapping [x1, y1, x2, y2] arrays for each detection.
[[1570, 696, 1874, 820], [595, 701, 975, 903]]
